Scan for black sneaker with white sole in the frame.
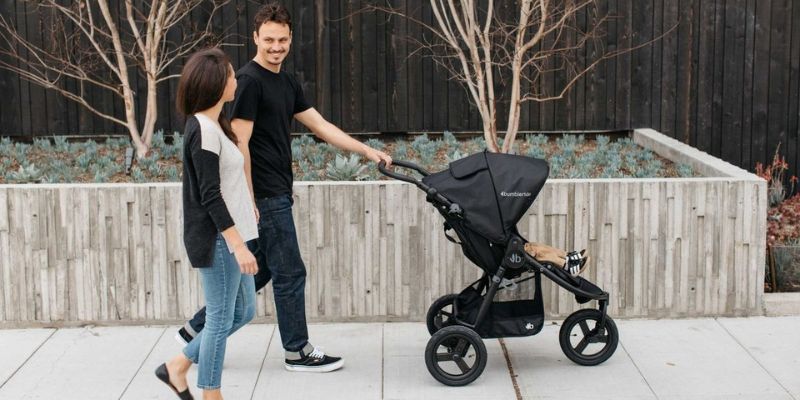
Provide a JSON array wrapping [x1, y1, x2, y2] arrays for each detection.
[[284, 347, 344, 372], [175, 326, 194, 346]]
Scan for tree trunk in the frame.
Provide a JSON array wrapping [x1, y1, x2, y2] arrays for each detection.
[[503, 59, 524, 153], [483, 119, 499, 152], [98, 0, 148, 157], [141, 74, 158, 150]]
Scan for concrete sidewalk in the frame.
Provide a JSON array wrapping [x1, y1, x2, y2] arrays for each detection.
[[0, 317, 797, 400]]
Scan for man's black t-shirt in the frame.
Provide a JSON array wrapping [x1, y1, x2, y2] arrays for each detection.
[[229, 60, 311, 199]]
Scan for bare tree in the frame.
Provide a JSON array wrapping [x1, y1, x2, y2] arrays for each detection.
[[0, 0, 230, 157], [370, 0, 669, 153]]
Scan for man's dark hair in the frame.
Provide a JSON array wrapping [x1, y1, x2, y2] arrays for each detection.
[[254, 2, 292, 33]]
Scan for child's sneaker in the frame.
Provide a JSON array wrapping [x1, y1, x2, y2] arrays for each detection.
[[284, 345, 344, 373], [563, 250, 589, 277]]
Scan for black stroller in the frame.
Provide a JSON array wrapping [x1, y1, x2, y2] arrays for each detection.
[[378, 151, 619, 386]]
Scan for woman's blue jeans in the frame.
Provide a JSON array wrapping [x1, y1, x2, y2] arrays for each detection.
[[182, 234, 256, 390]]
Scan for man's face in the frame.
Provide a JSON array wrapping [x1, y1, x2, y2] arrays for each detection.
[[253, 21, 291, 67]]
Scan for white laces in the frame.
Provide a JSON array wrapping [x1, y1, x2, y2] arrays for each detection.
[[309, 347, 326, 359]]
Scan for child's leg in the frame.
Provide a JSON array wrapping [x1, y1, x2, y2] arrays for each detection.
[[524, 242, 567, 265], [525, 242, 590, 277]]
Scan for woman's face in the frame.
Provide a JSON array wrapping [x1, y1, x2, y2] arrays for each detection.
[[221, 63, 237, 103]]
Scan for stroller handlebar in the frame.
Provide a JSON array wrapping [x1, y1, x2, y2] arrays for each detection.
[[378, 160, 461, 216], [377, 160, 430, 183]]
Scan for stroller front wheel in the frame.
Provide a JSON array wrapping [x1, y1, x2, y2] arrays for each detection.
[[425, 325, 487, 386], [559, 309, 619, 366], [426, 294, 459, 335]]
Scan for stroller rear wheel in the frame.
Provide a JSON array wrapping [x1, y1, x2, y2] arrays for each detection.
[[425, 325, 487, 386], [559, 309, 619, 366], [426, 294, 459, 335]]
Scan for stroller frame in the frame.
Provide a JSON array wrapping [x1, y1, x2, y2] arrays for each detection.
[[379, 159, 618, 386]]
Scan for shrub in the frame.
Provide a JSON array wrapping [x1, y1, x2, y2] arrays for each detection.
[[364, 138, 385, 151], [325, 154, 369, 181], [442, 131, 459, 150], [0, 132, 690, 183], [677, 164, 694, 177], [756, 144, 796, 207], [7, 164, 42, 183]]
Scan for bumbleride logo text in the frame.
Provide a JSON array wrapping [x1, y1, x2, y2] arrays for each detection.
[[501, 191, 531, 197]]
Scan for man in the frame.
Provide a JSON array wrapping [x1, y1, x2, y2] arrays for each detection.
[[175, 2, 392, 373]]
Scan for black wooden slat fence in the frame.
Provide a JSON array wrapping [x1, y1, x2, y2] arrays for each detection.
[[1, 0, 799, 172]]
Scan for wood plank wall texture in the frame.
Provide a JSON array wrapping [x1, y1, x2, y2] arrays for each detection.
[[0, 175, 766, 326], [1, 1, 799, 173]]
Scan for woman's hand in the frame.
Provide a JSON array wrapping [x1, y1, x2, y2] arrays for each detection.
[[234, 244, 258, 275]]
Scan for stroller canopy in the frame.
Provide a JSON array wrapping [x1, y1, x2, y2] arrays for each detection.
[[422, 151, 549, 243]]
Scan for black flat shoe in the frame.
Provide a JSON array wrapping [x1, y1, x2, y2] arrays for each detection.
[[155, 363, 194, 400]]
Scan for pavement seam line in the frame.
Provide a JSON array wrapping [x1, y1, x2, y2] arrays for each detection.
[[0, 327, 57, 390], [249, 324, 276, 400], [715, 318, 798, 400], [498, 338, 522, 400], [619, 338, 660, 400], [117, 326, 167, 400]]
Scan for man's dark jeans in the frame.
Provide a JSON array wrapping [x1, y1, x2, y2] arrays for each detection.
[[187, 194, 309, 352]]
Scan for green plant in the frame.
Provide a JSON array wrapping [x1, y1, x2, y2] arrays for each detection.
[[34, 137, 52, 152], [0, 136, 13, 155], [76, 153, 92, 169], [93, 169, 110, 183], [325, 154, 369, 181], [393, 140, 409, 160], [165, 165, 180, 181], [623, 153, 638, 171], [7, 163, 42, 183], [294, 134, 315, 147], [525, 133, 548, 148], [446, 148, 466, 163], [549, 154, 566, 178], [1, 157, 13, 171], [442, 131, 458, 150], [170, 133, 184, 160], [83, 140, 98, 156], [148, 161, 162, 176], [308, 148, 327, 169], [297, 159, 318, 181], [151, 130, 166, 151], [417, 143, 438, 166], [644, 159, 663, 176], [677, 163, 694, 177], [411, 133, 429, 150], [365, 138, 385, 151], [596, 134, 610, 147], [292, 134, 315, 160], [53, 136, 70, 152], [466, 137, 484, 153], [13, 142, 30, 162], [131, 167, 147, 183], [138, 156, 156, 172]]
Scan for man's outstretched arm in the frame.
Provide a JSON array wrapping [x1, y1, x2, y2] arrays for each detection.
[[295, 107, 392, 165]]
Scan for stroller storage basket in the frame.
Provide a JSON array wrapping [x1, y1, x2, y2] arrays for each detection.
[[456, 274, 545, 339]]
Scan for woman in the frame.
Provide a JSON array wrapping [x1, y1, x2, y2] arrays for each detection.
[[155, 48, 259, 400]]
